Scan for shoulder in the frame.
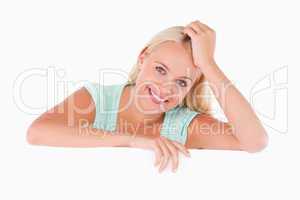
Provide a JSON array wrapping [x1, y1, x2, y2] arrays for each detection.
[[186, 113, 241, 150], [161, 105, 201, 145], [166, 106, 200, 126], [187, 112, 231, 135], [82, 81, 126, 131], [82, 81, 124, 104]]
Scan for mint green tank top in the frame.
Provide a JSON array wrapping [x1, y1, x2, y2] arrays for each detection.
[[83, 81, 201, 145]]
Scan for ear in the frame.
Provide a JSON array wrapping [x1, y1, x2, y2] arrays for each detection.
[[138, 46, 149, 65]]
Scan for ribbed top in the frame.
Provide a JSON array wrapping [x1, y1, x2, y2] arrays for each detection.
[[83, 81, 201, 145]]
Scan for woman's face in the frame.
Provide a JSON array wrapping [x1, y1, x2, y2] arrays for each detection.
[[134, 40, 201, 114]]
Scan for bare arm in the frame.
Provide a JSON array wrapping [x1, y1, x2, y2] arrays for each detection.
[[201, 62, 268, 152], [186, 63, 268, 153], [26, 87, 131, 148], [183, 21, 268, 153]]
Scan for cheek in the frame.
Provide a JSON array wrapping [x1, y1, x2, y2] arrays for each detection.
[[177, 90, 188, 101], [145, 65, 157, 77], [136, 65, 149, 80], [166, 89, 188, 106], [138, 65, 157, 82]]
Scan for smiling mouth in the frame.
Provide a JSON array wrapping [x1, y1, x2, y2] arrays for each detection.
[[147, 86, 169, 104]]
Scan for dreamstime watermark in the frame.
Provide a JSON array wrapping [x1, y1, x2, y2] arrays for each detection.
[[13, 65, 288, 135]]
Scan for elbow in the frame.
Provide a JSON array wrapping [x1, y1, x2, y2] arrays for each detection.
[[26, 123, 42, 145], [243, 133, 269, 153]]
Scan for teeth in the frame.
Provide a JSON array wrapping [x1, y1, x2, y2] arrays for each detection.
[[150, 88, 165, 102]]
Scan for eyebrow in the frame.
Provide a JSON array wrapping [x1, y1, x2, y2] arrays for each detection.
[[155, 61, 193, 82]]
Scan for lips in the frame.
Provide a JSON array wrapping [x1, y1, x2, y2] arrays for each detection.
[[147, 86, 169, 104]]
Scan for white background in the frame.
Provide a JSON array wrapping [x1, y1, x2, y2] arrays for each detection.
[[1, 0, 298, 199]]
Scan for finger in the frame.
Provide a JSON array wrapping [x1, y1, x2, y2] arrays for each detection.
[[188, 22, 205, 34], [156, 138, 171, 173], [157, 138, 170, 173], [160, 136, 179, 172], [153, 139, 163, 166], [194, 20, 214, 32], [182, 27, 197, 38], [172, 140, 191, 158]]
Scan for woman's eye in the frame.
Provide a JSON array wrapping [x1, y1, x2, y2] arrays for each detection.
[[155, 66, 166, 75], [176, 80, 188, 87], [155, 65, 187, 87]]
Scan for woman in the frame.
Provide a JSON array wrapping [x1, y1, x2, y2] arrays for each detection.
[[27, 20, 268, 173]]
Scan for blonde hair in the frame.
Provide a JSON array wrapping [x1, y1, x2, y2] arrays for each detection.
[[126, 26, 212, 115]]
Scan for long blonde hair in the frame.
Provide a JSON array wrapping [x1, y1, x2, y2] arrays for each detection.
[[126, 26, 212, 115]]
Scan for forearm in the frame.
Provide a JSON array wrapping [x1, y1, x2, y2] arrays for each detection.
[[201, 61, 268, 147], [27, 121, 132, 148]]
